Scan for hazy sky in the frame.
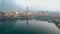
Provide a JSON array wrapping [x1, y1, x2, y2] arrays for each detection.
[[0, 0, 60, 11], [14, 0, 60, 11]]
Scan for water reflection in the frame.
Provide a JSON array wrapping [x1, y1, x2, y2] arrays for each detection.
[[0, 19, 60, 34], [0, 19, 16, 31], [54, 23, 60, 29], [52, 19, 60, 29]]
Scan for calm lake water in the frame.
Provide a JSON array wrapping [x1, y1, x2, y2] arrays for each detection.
[[0, 19, 60, 34]]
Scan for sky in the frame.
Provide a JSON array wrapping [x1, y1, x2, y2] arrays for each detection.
[[14, 0, 60, 11], [0, 0, 60, 11]]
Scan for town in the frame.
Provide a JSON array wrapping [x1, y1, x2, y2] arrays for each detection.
[[0, 10, 60, 19]]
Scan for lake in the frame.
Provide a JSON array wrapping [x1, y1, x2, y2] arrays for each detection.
[[0, 19, 60, 34]]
